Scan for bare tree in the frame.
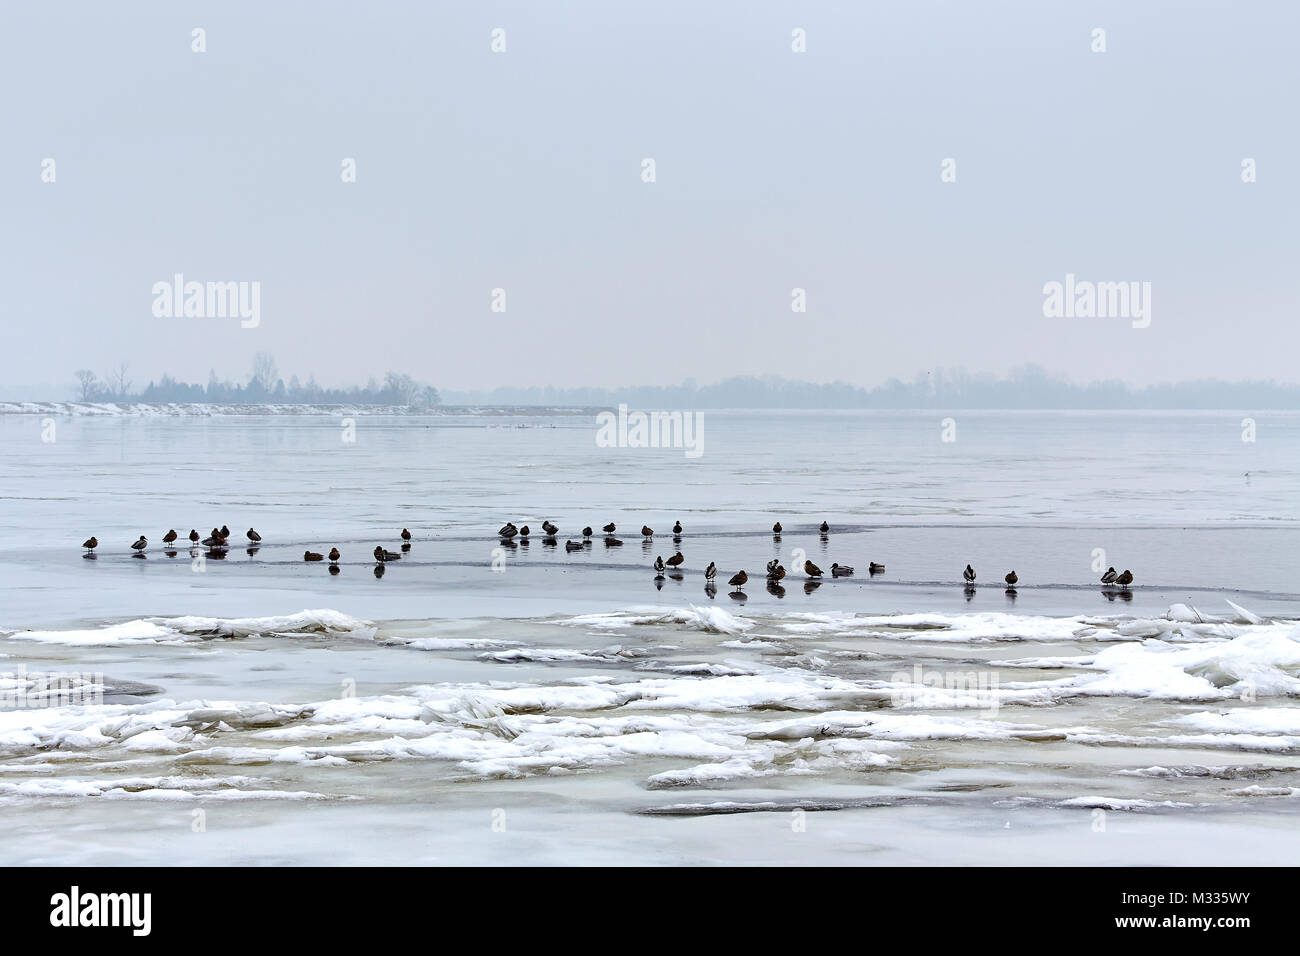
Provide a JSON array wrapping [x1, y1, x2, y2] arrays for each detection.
[[251, 352, 278, 393], [75, 369, 98, 401], [109, 362, 131, 399], [384, 371, 420, 405]]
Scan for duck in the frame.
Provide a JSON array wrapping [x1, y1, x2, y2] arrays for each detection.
[[1005, 570, 1018, 587], [565, 539, 584, 552], [131, 536, 147, 552], [705, 561, 717, 581], [188, 529, 200, 544], [767, 563, 786, 582], [654, 556, 665, 573], [604, 536, 623, 546], [804, 560, 823, 578], [201, 532, 222, 547], [1100, 567, 1118, 585], [603, 522, 616, 534], [519, 525, 530, 538], [220, 525, 230, 538], [328, 547, 341, 563], [304, 551, 324, 562], [672, 521, 682, 534], [374, 546, 402, 562], [641, 525, 654, 538], [728, 570, 748, 589], [831, 563, 854, 577], [1116, 569, 1134, 588], [582, 526, 593, 538], [541, 520, 559, 536], [498, 522, 518, 538], [665, 552, 684, 570], [772, 522, 782, 535], [82, 536, 98, 551], [963, 564, 976, 584], [869, 562, 885, 575], [819, 521, 830, 534], [247, 528, 261, 544], [400, 528, 412, 542], [162, 529, 178, 546]]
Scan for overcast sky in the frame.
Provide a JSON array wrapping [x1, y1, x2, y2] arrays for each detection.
[[1, 0, 1296, 393]]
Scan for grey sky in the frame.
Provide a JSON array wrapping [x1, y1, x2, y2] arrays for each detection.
[[2, 0, 1296, 393]]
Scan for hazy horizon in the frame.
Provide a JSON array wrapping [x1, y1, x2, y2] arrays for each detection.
[[4, 0, 1297, 390], [7, 362, 1300, 409]]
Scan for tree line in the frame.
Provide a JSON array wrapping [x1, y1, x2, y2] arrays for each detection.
[[442, 366, 1300, 409], [73, 353, 440, 407], [69, 360, 1300, 409]]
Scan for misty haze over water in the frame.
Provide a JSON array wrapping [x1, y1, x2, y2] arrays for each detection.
[[7, 364, 1300, 410]]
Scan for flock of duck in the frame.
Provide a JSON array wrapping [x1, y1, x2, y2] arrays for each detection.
[[495, 518, 1137, 598], [78, 520, 1137, 595], [81, 526, 261, 555], [80, 526, 411, 577]]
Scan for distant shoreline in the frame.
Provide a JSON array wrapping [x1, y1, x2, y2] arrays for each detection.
[[0, 401, 600, 417], [2, 401, 1298, 416]]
